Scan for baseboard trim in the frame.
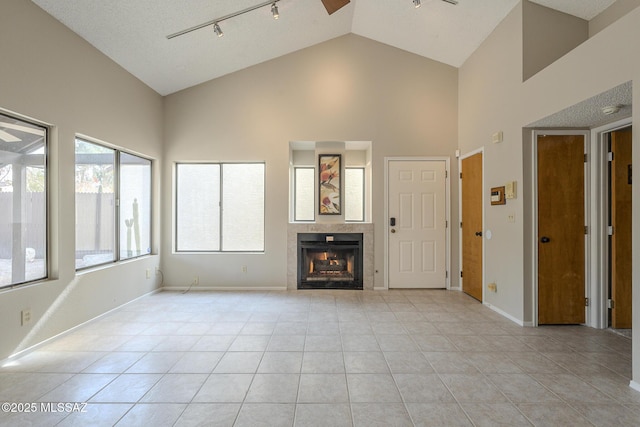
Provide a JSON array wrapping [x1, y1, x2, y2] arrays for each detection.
[[630, 380, 640, 393], [483, 301, 525, 326], [162, 286, 287, 292], [2, 288, 160, 366]]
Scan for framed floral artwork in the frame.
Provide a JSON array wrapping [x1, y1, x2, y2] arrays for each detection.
[[319, 154, 341, 215]]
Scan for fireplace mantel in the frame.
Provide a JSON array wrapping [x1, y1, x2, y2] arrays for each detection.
[[287, 223, 374, 290]]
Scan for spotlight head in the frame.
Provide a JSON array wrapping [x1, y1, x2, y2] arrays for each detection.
[[413, 0, 421, 8], [271, 2, 279, 19], [213, 22, 223, 37]]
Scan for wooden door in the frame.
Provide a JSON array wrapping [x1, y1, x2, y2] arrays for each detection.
[[461, 153, 483, 301], [537, 134, 585, 324], [388, 160, 447, 288], [611, 127, 632, 328]]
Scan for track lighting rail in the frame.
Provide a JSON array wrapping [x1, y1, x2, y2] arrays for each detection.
[[167, 0, 280, 40]]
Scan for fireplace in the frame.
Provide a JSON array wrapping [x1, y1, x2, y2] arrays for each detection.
[[297, 233, 363, 290]]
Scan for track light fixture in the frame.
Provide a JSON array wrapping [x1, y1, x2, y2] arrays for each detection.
[[413, 0, 458, 7], [213, 22, 223, 38], [167, 0, 281, 40]]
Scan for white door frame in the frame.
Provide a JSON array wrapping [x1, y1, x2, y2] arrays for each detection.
[[531, 130, 590, 327], [384, 157, 451, 290], [590, 118, 633, 329], [457, 148, 485, 298]]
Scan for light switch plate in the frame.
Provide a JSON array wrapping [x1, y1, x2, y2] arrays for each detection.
[[505, 181, 516, 199]]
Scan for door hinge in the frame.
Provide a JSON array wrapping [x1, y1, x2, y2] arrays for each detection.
[[445, 220, 448, 228], [460, 222, 463, 228], [459, 172, 463, 179], [584, 226, 588, 235], [608, 299, 615, 309], [460, 271, 463, 278], [585, 297, 590, 307], [608, 152, 614, 162], [608, 226, 614, 236], [445, 171, 448, 178], [446, 271, 449, 278], [584, 153, 588, 163]]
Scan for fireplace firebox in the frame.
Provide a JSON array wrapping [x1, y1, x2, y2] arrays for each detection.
[[297, 233, 363, 290]]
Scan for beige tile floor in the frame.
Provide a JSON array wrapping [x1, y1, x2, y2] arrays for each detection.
[[1, 289, 638, 426]]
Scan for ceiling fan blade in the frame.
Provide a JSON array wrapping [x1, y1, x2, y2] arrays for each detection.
[[321, 0, 350, 15]]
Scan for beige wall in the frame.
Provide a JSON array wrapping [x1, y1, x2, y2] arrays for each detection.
[[163, 34, 459, 290], [459, 4, 525, 322], [522, 0, 588, 81], [460, 1, 640, 383], [0, 0, 163, 360], [4, 0, 640, 387], [525, 6, 640, 384], [589, 0, 640, 37]]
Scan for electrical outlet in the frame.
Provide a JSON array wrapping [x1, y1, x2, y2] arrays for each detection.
[[21, 308, 32, 326], [488, 283, 497, 292], [146, 269, 151, 279], [242, 265, 248, 273], [193, 276, 199, 286], [507, 212, 515, 223]]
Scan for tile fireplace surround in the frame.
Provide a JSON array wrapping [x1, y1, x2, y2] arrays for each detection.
[[287, 223, 374, 290]]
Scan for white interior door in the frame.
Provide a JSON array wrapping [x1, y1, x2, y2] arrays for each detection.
[[388, 160, 447, 288]]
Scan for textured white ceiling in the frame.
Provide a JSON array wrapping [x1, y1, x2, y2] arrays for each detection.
[[30, 0, 616, 95], [527, 81, 632, 128], [351, 0, 518, 68]]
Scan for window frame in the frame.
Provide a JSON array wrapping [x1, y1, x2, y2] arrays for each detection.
[[75, 137, 153, 271], [0, 112, 49, 290], [345, 166, 366, 222], [118, 151, 153, 261], [293, 166, 315, 222], [174, 161, 266, 253]]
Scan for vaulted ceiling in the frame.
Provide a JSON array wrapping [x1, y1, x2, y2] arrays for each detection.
[[31, 0, 615, 95]]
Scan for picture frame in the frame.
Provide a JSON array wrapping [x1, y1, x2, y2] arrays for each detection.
[[319, 154, 341, 215]]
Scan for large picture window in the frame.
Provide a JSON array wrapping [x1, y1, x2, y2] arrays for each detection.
[[75, 138, 151, 269], [176, 163, 265, 252], [0, 113, 48, 288]]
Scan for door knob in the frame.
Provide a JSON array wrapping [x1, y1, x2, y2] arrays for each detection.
[[475, 231, 482, 237], [540, 236, 550, 243], [391, 229, 396, 233]]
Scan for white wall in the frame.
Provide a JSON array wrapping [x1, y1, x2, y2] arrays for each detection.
[[0, 0, 163, 361], [459, 1, 640, 383], [162, 34, 459, 290]]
